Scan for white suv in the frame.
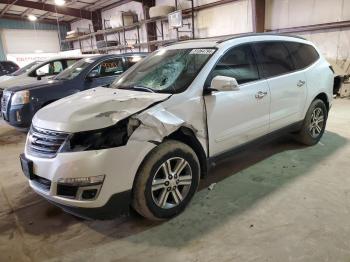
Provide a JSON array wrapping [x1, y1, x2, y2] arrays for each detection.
[[20, 34, 333, 220]]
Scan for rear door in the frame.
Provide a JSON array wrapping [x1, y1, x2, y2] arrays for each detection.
[[253, 41, 307, 131], [205, 44, 270, 156], [85, 57, 124, 88]]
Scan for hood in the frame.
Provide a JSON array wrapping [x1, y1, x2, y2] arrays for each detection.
[[4, 79, 63, 92], [33, 87, 172, 132], [0, 75, 52, 90]]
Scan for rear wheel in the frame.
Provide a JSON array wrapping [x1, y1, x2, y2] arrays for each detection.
[[295, 99, 328, 146], [132, 140, 200, 220]]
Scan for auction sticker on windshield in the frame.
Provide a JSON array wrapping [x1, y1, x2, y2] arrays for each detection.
[[189, 49, 216, 55]]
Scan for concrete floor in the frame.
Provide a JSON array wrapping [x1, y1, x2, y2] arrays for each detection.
[[1, 99, 350, 262]]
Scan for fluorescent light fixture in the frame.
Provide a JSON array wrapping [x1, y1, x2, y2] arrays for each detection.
[[28, 15, 37, 21], [54, 0, 66, 6]]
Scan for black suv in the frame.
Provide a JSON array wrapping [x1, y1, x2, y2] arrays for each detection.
[[0, 61, 19, 76], [1, 53, 147, 129]]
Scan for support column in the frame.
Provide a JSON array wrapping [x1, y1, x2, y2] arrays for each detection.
[[252, 0, 265, 33]]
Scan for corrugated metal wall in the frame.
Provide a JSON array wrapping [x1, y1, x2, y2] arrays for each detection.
[[0, 18, 69, 60]]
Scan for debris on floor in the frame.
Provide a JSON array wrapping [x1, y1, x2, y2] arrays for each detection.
[[208, 183, 216, 191]]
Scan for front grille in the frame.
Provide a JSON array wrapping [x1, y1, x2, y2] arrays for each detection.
[[27, 126, 69, 158], [1, 91, 10, 117], [32, 174, 51, 191]]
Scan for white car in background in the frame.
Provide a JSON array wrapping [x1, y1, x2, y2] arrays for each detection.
[[20, 34, 333, 220], [0, 57, 83, 90]]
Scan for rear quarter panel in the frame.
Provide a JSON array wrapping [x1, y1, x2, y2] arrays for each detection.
[[303, 57, 333, 118]]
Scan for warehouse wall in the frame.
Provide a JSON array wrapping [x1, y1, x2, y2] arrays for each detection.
[[101, 1, 148, 53], [266, 0, 350, 74], [70, 19, 95, 52], [155, 0, 252, 39], [0, 18, 69, 60]]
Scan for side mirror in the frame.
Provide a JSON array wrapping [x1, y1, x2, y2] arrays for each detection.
[[86, 71, 100, 81], [36, 70, 45, 80], [210, 75, 239, 92]]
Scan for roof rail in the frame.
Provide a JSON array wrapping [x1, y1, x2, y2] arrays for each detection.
[[216, 32, 306, 43]]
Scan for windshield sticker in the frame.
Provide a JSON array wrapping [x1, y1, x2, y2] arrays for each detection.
[[189, 49, 215, 55]]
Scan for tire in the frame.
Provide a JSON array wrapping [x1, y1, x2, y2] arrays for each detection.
[[132, 140, 200, 221], [294, 99, 328, 146]]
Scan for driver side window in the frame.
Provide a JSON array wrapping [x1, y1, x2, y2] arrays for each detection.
[[90, 58, 124, 78], [207, 44, 259, 85]]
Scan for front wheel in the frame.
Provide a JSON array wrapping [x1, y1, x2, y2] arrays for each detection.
[[294, 99, 328, 146], [132, 140, 200, 220]]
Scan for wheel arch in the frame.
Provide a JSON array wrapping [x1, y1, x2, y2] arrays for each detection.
[[314, 92, 329, 112], [165, 127, 208, 178]]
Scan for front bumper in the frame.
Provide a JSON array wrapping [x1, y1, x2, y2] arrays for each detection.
[[23, 140, 156, 219], [3, 103, 33, 128]]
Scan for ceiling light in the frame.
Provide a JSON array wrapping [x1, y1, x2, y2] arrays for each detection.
[[55, 0, 66, 6], [28, 14, 37, 21]]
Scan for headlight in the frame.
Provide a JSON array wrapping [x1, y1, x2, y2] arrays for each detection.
[[12, 90, 30, 105], [60, 117, 141, 152], [57, 175, 105, 186]]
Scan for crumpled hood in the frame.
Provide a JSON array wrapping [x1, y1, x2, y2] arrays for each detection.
[[33, 87, 171, 132]]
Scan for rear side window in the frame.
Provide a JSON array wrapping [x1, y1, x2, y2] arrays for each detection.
[[207, 44, 259, 85], [253, 42, 294, 78], [285, 42, 320, 70]]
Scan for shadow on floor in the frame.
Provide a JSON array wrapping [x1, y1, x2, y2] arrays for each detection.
[[0, 125, 26, 145], [8, 131, 348, 250]]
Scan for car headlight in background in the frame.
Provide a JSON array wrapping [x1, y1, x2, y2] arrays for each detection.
[[12, 90, 30, 105], [59, 117, 141, 153]]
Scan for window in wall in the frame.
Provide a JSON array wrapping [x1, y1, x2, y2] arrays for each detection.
[[285, 42, 320, 70], [253, 42, 295, 78], [207, 44, 259, 85]]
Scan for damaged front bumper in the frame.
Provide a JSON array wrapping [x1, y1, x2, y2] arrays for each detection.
[[23, 140, 156, 219]]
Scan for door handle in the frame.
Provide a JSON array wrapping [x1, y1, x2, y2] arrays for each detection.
[[297, 80, 306, 87], [255, 91, 268, 99]]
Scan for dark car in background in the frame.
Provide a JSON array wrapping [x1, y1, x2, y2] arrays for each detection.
[[1, 53, 147, 129], [0, 57, 83, 105], [0, 61, 19, 76]]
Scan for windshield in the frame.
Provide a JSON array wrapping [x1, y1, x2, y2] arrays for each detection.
[[11, 61, 42, 76], [55, 58, 95, 80], [112, 48, 216, 93]]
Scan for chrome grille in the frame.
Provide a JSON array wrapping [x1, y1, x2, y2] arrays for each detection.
[[1, 91, 10, 116], [27, 126, 69, 158]]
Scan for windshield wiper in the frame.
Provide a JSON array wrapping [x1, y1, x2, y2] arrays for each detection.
[[119, 85, 155, 93]]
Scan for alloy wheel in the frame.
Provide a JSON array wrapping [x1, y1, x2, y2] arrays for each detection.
[[151, 157, 192, 209], [309, 107, 325, 138]]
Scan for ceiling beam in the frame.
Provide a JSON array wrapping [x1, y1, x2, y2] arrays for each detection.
[[0, 0, 97, 19], [2, 13, 70, 25], [0, 0, 18, 17], [20, 7, 33, 17]]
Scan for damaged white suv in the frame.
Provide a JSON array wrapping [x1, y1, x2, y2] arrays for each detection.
[[20, 34, 333, 220]]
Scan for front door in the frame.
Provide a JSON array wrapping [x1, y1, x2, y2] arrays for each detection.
[[205, 44, 270, 156], [86, 57, 124, 89]]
